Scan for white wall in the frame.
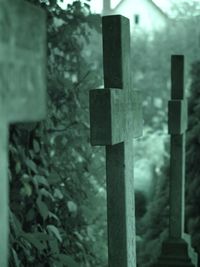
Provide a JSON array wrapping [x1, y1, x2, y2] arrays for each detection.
[[103, 0, 167, 33]]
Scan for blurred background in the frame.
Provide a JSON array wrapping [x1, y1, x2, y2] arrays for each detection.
[[9, 0, 200, 266]]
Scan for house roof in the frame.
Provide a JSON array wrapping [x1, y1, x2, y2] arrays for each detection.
[[113, 0, 169, 19], [149, 0, 169, 18]]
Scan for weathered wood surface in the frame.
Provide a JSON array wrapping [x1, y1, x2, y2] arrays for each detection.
[[90, 89, 141, 145], [168, 55, 187, 239], [90, 15, 142, 267], [0, 1, 46, 266]]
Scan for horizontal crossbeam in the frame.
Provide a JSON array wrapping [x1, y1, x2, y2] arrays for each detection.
[[90, 88, 142, 145]]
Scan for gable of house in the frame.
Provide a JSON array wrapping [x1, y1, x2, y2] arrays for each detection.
[[103, 0, 168, 32]]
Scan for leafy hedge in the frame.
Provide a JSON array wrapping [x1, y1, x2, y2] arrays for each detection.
[[186, 61, 200, 255], [9, 1, 107, 266]]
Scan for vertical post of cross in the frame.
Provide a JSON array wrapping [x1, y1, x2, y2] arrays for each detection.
[[90, 15, 142, 267], [104, 16, 135, 267], [168, 55, 187, 239]]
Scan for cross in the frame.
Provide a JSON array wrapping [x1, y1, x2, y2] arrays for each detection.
[[151, 55, 197, 267], [0, 1, 46, 266], [168, 55, 188, 239], [89, 15, 142, 267]]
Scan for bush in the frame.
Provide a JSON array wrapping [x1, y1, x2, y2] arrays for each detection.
[[9, 1, 107, 266]]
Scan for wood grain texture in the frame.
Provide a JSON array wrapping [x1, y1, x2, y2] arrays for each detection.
[[90, 89, 142, 145], [103, 15, 138, 267], [89, 15, 143, 267], [169, 55, 187, 239], [171, 55, 184, 100], [106, 140, 136, 267], [169, 134, 185, 239]]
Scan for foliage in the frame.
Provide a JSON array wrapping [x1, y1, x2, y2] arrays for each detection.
[[131, 15, 200, 129], [185, 61, 200, 255], [170, 0, 200, 18], [136, 139, 170, 267], [9, 1, 107, 266]]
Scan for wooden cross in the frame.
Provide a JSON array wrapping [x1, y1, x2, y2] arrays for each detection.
[[0, 1, 46, 266], [90, 15, 142, 267], [152, 55, 197, 267], [168, 55, 188, 239]]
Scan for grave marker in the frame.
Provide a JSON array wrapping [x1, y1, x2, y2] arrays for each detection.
[[90, 15, 142, 267], [0, 1, 46, 266], [152, 55, 197, 267], [169, 55, 187, 239]]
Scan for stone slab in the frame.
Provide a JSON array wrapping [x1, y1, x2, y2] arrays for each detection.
[[152, 238, 197, 267], [0, 0, 46, 123]]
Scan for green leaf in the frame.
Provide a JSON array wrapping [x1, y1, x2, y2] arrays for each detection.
[[67, 200, 77, 213], [52, 261, 62, 267], [33, 232, 53, 241], [39, 188, 54, 200], [47, 225, 62, 243], [22, 233, 47, 251], [49, 239, 59, 255], [36, 197, 49, 221], [58, 254, 79, 267], [10, 212, 23, 238], [54, 188, 63, 199], [15, 162, 21, 174], [26, 159, 38, 173], [33, 175, 49, 188], [12, 248, 20, 267], [26, 209, 35, 222], [22, 182, 32, 197], [49, 211, 60, 222], [48, 172, 61, 185], [33, 139, 40, 153]]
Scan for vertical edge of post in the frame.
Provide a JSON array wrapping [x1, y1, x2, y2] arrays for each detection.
[[169, 135, 185, 239], [171, 55, 184, 100], [102, 15, 131, 89], [0, 118, 8, 267]]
